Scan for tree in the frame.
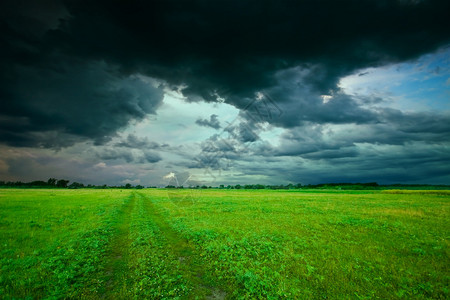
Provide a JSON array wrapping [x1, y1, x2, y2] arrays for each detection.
[[47, 178, 57, 186], [56, 179, 69, 188], [68, 182, 84, 189]]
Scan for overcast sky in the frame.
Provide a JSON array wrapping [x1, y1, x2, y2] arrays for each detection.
[[1, 0, 449, 186]]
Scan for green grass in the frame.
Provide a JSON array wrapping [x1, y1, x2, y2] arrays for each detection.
[[0, 189, 448, 299]]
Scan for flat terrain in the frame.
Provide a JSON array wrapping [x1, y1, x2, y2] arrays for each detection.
[[0, 189, 448, 299]]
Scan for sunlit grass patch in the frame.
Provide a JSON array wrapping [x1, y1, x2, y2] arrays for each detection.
[[382, 189, 450, 196]]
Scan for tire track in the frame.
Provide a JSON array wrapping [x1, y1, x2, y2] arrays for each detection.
[[99, 193, 135, 298], [137, 192, 226, 299]]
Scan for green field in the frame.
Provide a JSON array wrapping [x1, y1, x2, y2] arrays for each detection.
[[0, 189, 449, 299]]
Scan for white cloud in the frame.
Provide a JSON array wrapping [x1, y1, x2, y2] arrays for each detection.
[[94, 162, 106, 169]]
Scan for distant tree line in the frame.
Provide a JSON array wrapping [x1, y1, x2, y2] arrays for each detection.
[[0, 178, 145, 189], [1, 179, 448, 190], [0, 178, 71, 188], [166, 182, 381, 190], [166, 182, 450, 190]]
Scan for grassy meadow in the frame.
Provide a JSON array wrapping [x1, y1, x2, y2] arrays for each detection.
[[0, 188, 448, 299]]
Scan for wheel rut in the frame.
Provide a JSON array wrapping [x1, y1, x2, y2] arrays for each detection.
[[99, 193, 135, 298], [137, 192, 226, 299]]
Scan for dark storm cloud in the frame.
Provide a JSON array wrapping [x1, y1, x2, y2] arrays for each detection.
[[0, 55, 165, 147], [225, 141, 450, 185], [143, 151, 162, 164], [216, 102, 450, 184], [1, 0, 450, 148], [269, 108, 450, 159], [301, 148, 360, 160], [379, 109, 450, 135], [115, 134, 163, 149], [97, 148, 135, 163], [265, 87, 379, 128], [223, 121, 260, 144], [195, 114, 221, 129], [56, 0, 449, 100], [0, 0, 68, 37], [0, 3, 165, 148], [96, 147, 162, 164], [308, 143, 450, 184]]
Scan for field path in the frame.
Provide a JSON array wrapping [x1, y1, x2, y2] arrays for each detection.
[[95, 192, 225, 299], [137, 192, 226, 299], [99, 193, 135, 298]]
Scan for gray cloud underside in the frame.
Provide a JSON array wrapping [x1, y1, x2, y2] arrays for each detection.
[[174, 106, 450, 183], [194, 138, 450, 185], [96, 147, 162, 164], [115, 134, 166, 150], [195, 114, 221, 129], [96, 134, 168, 163]]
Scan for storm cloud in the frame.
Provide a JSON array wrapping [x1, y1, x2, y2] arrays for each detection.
[[115, 134, 164, 150], [0, 0, 449, 185], [2, 0, 450, 144], [55, 0, 450, 101], [196, 114, 221, 129]]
